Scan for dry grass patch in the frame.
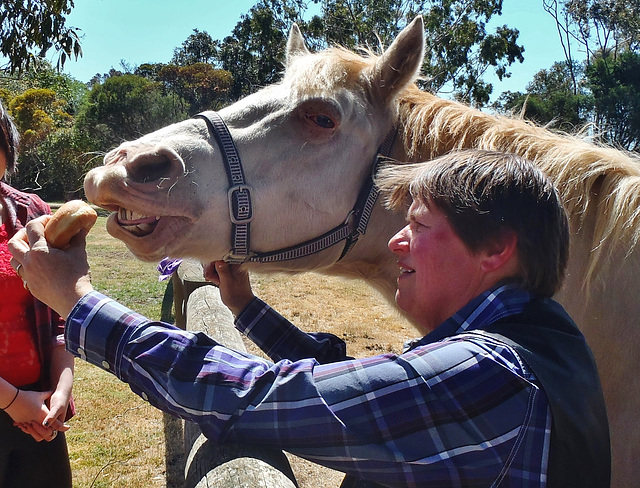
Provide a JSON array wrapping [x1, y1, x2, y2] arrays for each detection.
[[69, 215, 415, 487]]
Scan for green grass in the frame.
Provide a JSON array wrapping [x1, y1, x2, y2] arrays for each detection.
[[84, 217, 169, 321]]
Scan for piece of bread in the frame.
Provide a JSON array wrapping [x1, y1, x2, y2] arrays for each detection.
[[45, 200, 98, 249]]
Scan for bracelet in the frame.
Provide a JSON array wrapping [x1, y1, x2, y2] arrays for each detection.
[[0, 387, 19, 410]]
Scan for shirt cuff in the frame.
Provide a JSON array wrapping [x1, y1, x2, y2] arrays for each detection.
[[234, 296, 267, 333], [65, 291, 145, 375]]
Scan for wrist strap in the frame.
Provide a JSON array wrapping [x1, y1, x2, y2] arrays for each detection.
[[1, 387, 19, 410]]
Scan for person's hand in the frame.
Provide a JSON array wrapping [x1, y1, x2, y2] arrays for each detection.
[[43, 387, 71, 433], [5, 389, 67, 442], [204, 261, 255, 316], [8, 215, 94, 318]]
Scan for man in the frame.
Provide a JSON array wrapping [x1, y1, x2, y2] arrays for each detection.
[[9, 149, 610, 487]]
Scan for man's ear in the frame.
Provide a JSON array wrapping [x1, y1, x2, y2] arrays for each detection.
[[480, 230, 519, 274]]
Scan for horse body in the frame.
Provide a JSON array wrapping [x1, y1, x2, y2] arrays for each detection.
[[84, 17, 637, 486]]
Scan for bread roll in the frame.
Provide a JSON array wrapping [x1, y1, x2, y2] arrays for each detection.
[[45, 200, 98, 249]]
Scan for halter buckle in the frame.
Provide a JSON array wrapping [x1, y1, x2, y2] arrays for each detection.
[[228, 184, 254, 224], [223, 250, 258, 264]]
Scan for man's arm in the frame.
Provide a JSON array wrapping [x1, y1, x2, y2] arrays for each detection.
[[65, 292, 544, 487], [207, 261, 348, 363]]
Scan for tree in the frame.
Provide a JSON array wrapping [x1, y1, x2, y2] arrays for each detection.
[[419, 0, 524, 105], [0, 62, 91, 200], [6, 87, 85, 199], [157, 63, 233, 114], [492, 61, 592, 131], [172, 29, 219, 66], [75, 74, 188, 150], [218, 2, 292, 99], [1, 0, 82, 73], [586, 50, 640, 151], [309, 0, 418, 49], [543, 0, 640, 93], [218, 0, 524, 106], [538, 0, 640, 150]]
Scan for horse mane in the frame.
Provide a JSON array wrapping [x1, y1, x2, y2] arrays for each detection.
[[284, 46, 374, 96], [397, 85, 640, 280]]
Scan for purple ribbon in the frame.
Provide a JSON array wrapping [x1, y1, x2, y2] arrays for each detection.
[[157, 257, 183, 281]]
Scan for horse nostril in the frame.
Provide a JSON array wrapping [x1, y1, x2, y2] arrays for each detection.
[[128, 154, 175, 184]]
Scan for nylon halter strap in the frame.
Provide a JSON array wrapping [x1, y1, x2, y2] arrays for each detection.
[[195, 111, 396, 264]]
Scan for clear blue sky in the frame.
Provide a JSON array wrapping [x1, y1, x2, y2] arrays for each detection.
[[61, 0, 566, 98]]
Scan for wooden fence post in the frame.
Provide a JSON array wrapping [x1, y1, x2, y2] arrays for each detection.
[[164, 260, 298, 488]]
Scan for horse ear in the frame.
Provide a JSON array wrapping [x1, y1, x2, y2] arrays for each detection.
[[371, 16, 425, 102], [286, 23, 310, 65]]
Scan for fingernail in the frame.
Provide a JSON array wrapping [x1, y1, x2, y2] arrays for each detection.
[[43, 420, 49, 426]]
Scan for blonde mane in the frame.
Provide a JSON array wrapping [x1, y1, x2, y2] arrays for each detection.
[[285, 47, 373, 96], [397, 85, 640, 278]]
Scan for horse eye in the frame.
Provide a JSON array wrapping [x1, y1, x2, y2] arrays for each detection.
[[308, 114, 335, 129]]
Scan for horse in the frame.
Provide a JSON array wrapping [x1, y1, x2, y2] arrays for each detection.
[[84, 16, 638, 486]]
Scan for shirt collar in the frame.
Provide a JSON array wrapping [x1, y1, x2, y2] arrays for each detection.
[[404, 282, 533, 351]]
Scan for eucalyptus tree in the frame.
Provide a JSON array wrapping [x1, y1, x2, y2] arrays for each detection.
[[1, 0, 81, 73], [219, 0, 524, 106]]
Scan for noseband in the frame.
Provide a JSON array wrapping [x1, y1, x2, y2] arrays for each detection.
[[195, 111, 395, 264]]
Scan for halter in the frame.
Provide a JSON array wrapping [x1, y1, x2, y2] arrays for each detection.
[[194, 111, 395, 264]]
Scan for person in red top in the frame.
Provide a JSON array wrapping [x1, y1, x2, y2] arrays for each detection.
[[0, 100, 74, 487]]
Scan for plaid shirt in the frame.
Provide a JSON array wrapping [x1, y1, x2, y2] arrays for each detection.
[[1, 182, 66, 390], [66, 283, 551, 487]]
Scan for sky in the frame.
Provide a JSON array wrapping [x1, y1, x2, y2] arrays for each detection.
[[59, 0, 567, 98]]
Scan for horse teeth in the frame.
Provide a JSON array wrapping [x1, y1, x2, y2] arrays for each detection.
[[119, 208, 151, 222]]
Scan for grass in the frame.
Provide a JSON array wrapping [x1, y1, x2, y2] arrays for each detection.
[[68, 215, 413, 487]]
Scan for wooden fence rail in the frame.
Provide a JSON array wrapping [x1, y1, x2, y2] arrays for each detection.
[[163, 260, 298, 488]]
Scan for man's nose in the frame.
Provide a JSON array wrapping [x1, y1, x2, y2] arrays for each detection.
[[388, 226, 410, 253]]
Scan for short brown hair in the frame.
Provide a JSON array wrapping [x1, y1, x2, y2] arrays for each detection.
[[376, 149, 570, 297], [0, 99, 20, 175]]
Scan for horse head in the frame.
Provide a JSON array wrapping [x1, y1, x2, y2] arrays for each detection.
[[84, 17, 425, 270]]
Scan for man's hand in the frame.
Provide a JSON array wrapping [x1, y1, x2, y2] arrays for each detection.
[[8, 215, 94, 318], [204, 261, 255, 316]]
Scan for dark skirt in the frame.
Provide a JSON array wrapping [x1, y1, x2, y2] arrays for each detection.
[[0, 409, 72, 488]]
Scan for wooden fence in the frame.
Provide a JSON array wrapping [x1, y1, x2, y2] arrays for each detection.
[[163, 260, 298, 488]]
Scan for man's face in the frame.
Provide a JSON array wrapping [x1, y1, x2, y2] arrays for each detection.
[[388, 200, 489, 335]]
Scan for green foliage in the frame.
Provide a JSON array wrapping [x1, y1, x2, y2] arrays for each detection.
[[172, 29, 219, 66], [218, 2, 291, 99], [155, 63, 233, 114], [313, 0, 416, 49], [420, 0, 523, 105], [213, 0, 524, 106], [75, 74, 188, 150], [2, 82, 94, 200], [12, 127, 92, 199], [586, 50, 640, 150], [0, 0, 82, 73], [493, 61, 592, 131]]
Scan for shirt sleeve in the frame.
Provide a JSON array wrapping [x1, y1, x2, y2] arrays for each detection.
[[234, 297, 349, 363], [65, 291, 549, 487]]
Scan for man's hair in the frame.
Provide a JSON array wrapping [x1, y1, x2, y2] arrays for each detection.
[[0, 99, 20, 175], [376, 149, 570, 297]]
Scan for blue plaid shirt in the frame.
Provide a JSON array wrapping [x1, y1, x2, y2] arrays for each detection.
[[65, 283, 551, 487]]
